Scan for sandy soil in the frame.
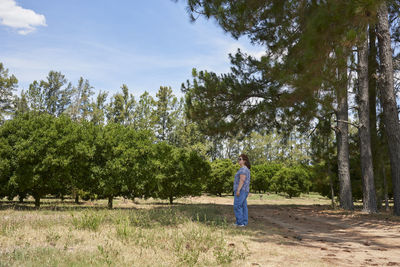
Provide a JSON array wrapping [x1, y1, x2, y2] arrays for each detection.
[[188, 196, 400, 267]]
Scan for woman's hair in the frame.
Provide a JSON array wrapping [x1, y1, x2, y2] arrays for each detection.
[[239, 154, 251, 170]]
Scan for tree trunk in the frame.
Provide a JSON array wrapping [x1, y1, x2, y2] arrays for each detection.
[[369, 25, 381, 207], [327, 157, 335, 209], [108, 196, 113, 209], [18, 193, 24, 203], [34, 195, 41, 208], [336, 66, 354, 210], [325, 134, 335, 209], [376, 2, 400, 216], [75, 194, 79, 204], [357, 33, 377, 213], [382, 164, 390, 212], [169, 196, 173, 204]]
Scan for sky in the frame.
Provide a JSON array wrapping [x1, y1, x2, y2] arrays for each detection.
[[0, 0, 264, 98]]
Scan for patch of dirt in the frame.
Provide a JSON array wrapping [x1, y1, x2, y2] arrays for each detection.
[[189, 196, 400, 267], [249, 204, 400, 266]]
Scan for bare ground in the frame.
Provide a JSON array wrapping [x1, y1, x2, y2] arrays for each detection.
[[187, 196, 400, 267]]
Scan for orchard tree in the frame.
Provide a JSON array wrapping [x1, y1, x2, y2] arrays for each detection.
[[252, 163, 282, 193], [270, 165, 312, 198], [206, 159, 236, 196], [0, 113, 75, 207], [91, 123, 154, 208], [154, 143, 210, 204]]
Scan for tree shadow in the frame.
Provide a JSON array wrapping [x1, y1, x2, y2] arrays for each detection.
[[1, 198, 400, 253]]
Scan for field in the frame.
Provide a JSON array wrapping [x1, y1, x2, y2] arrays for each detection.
[[1, 194, 400, 267]]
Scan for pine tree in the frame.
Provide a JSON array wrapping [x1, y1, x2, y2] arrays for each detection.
[[376, 1, 400, 215], [0, 63, 18, 123], [155, 86, 178, 142]]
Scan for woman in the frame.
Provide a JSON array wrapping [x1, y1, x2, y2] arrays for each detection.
[[233, 154, 251, 226]]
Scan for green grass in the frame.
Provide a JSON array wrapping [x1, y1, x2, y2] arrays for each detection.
[[0, 201, 248, 266]]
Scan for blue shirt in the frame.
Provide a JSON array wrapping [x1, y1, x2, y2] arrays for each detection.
[[233, 166, 250, 193]]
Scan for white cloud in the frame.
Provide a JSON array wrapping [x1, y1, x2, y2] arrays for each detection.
[[0, 0, 46, 34]]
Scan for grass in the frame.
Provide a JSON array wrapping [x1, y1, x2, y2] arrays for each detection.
[[0, 193, 355, 266], [0, 198, 250, 267]]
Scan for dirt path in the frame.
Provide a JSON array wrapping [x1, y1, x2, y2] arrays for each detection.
[[187, 196, 400, 266], [248, 204, 400, 266]]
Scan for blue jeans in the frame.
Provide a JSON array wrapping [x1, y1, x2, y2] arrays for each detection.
[[234, 190, 248, 225]]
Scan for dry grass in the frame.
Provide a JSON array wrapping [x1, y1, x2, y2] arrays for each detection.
[[0, 194, 354, 266]]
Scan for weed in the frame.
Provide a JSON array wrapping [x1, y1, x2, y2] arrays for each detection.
[[45, 231, 61, 244], [97, 240, 119, 266], [71, 211, 103, 231], [115, 216, 132, 240]]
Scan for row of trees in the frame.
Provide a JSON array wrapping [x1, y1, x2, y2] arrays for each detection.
[[0, 113, 210, 207], [0, 112, 313, 207], [207, 159, 312, 198], [178, 0, 400, 214]]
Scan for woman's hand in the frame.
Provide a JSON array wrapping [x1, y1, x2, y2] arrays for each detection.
[[236, 190, 240, 196]]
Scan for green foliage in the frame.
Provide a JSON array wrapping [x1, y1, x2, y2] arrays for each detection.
[[206, 159, 236, 196], [106, 84, 135, 125], [91, 123, 155, 207], [0, 63, 18, 123], [0, 113, 78, 206], [132, 91, 156, 131], [39, 71, 73, 116], [68, 77, 95, 122], [154, 86, 178, 142], [270, 165, 312, 198], [251, 163, 282, 193], [154, 143, 210, 204]]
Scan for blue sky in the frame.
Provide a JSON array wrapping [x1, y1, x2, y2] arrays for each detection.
[[0, 0, 264, 98]]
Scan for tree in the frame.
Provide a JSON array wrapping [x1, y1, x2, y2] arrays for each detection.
[[179, 0, 381, 211], [0, 63, 18, 123], [270, 165, 312, 198], [356, 29, 377, 213], [14, 91, 29, 116], [91, 91, 108, 125], [155, 86, 178, 142], [0, 124, 14, 199], [106, 84, 135, 125], [91, 123, 154, 208], [91, 123, 127, 209], [40, 71, 73, 116], [154, 143, 210, 204], [132, 91, 156, 131], [69, 77, 95, 122], [252, 163, 282, 193], [0, 113, 76, 207], [27, 80, 46, 113], [206, 159, 236, 196], [376, 1, 400, 215]]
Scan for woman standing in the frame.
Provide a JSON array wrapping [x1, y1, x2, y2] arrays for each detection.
[[233, 154, 251, 226]]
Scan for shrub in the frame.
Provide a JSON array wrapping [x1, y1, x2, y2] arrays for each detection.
[[270, 165, 312, 198], [206, 159, 236, 196], [251, 163, 282, 193]]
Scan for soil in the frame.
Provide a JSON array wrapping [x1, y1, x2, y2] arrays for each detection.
[[188, 196, 400, 267]]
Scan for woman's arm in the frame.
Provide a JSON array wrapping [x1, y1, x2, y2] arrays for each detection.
[[236, 174, 246, 196]]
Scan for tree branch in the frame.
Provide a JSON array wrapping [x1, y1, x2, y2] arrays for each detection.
[[335, 119, 359, 128]]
